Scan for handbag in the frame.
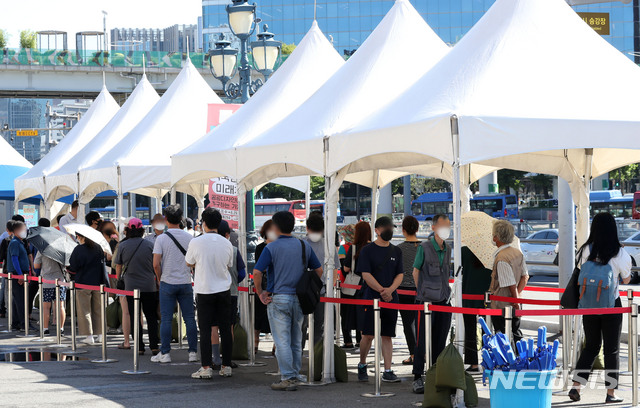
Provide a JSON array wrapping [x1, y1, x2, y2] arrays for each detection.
[[560, 247, 585, 309], [117, 239, 144, 290], [296, 239, 323, 315], [342, 245, 360, 296]]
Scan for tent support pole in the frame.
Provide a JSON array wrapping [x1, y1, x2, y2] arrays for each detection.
[[42, 176, 51, 219], [370, 170, 379, 236], [237, 185, 250, 354], [156, 190, 163, 214], [170, 187, 176, 206], [305, 176, 311, 219], [576, 149, 593, 247], [450, 115, 465, 406], [116, 167, 125, 233]]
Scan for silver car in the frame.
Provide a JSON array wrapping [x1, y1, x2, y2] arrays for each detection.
[[520, 229, 559, 275]]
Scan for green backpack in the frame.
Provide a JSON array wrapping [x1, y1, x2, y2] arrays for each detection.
[[423, 364, 453, 408], [313, 341, 348, 382]]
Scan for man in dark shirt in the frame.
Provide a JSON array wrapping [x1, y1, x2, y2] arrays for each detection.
[[356, 216, 403, 383], [7, 221, 31, 330], [0, 220, 16, 318]]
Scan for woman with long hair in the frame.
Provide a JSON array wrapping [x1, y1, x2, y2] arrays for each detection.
[[569, 212, 632, 404], [340, 221, 371, 348]]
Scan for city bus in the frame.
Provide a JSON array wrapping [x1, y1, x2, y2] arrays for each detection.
[[470, 194, 519, 219], [411, 192, 453, 221], [254, 199, 306, 228], [91, 206, 153, 225], [309, 200, 343, 223], [590, 190, 634, 219]]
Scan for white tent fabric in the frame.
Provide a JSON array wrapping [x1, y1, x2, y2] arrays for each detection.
[[81, 60, 222, 201], [333, 0, 640, 245], [14, 87, 119, 204], [47, 76, 160, 204], [235, 0, 450, 190], [171, 21, 345, 191], [0, 136, 32, 196]]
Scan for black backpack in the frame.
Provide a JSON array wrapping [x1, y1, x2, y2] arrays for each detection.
[[296, 239, 323, 315]]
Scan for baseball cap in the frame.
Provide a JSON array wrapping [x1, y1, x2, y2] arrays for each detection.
[[374, 216, 394, 229], [127, 218, 143, 229]]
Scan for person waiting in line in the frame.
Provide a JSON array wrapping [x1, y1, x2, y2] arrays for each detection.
[[34, 248, 66, 335], [396, 216, 420, 366], [146, 214, 166, 244], [0, 221, 13, 319], [38, 217, 51, 227], [412, 214, 452, 394], [151, 205, 197, 364], [85, 211, 103, 230], [114, 218, 159, 356], [488, 220, 528, 343], [569, 213, 631, 404], [58, 200, 79, 235], [356, 216, 404, 383], [186, 208, 235, 379], [55, 214, 64, 231], [341, 221, 371, 349], [7, 221, 31, 332], [254, 211, 323, 392], [254, 220, 276, 355], [68, 230, 107, 345], [302, 211, 340, 347]]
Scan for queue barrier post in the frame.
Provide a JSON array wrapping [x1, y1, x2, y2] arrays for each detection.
[[176, 302, 183, 350], [55, 280, 62, 345], [631, 303, 638, 407], [424, 302, 432, 370], [31, 276, 50, 343], [299, 311, 325, 386], [484, 291, 492, 328], [65, 282, 86, 355], [335, 281, 341, 346], [561, 314, 571, 392], [19, 274, 34, 337], [504, 306, 513, 348], [92, 284, 117, 363], [122, 289, 149, 375], [239, 281, 266, 367], [629, 290, 634, 374], [362, 299, 394, 398], [1, 273, 13, 333]]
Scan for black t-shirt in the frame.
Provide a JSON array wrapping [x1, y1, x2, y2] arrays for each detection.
[[355, 242, 403, 300], [68, 243, 106, 286], [0, 237, 9, 273]]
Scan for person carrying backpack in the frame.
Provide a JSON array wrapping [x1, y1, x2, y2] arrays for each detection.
[[569, 212, 631, 404]]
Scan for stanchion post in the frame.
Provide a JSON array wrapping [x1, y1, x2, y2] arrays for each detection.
[[335, 281, 341, 346], [362, 299, 394, 398], [23, 274, 30, 337], [31, 276, 50, 342], [65, 282, 85, 355], [177, 302, 183, 350], [424, 302, 432, 371], [631, 303, 638, 407], [571, 315, 581, 370], [122, 289, 149, 375], [4, 273, 12, 333], [504, 306, 513, 347], [562, 314, 571, 392], [55, 279, 62, 345], [300, 311, 325, 386], [484, 291, 492, 328], [239, 281, 266, 367], [92, 284, 116, 363], [629, 289, 634, 373]]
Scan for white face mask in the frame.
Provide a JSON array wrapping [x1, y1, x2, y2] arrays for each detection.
[[266, 231, 278, 242], [154, 222, 166, 231], [435, 227, 450, 241], [17, 229, 27, 239], [492, 238, 498, 247], [307, 232, 322, 243]]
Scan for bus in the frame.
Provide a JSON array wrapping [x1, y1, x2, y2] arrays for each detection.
[[590, 190, 634, 219], [91, 206, 153, 225], [254, 199, 306, 228], [411, 192, 453, 221], [309, 200, 343, 223], [470, 194, 519, 219]]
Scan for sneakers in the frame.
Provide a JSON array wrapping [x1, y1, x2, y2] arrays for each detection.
[[191, 367, 213, 379], [95, 335, 103, 344], [219, 366, 232, 377], [358, 363, 369, 382], [271, 379, 298, 391], [188, 352, 199, 362], [412, 377, 425, 394], [151, 352, 172, 363], [382, 370, 400, 383], [82, 335, 95, 345], [43, 329, 49, 335]]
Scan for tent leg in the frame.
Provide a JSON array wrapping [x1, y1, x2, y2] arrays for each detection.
[[305, 177, 311, 218], [322, 174, 336, 383], [117, 168, 125, 233], [370, 170, 379, 237], [576, 149, 593, 247], [170, 187, 177, 206], [237, 187, 250, 357]]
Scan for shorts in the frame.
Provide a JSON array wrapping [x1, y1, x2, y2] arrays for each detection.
[[43, 287, 67, 303], [359, 300, 398, 338]]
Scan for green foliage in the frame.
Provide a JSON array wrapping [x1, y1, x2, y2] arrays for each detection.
[[309, 176, 325, 199], [19, 30, 37, 49], [0, 30, 7, 49], [530, 173, 553, 199], [281, 43, 296, 56], [410, 176, 450, 198], [609, 164, 639, 193], [255, 176, 325, 201], [498, 170, 526, 196]]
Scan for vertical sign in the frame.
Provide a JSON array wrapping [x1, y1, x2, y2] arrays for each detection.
[[18, 205, 38, 227], [208, 177, 239, 229]]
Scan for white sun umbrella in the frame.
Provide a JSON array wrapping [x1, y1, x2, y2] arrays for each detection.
[[47, 75, 160, 205], [14, 87, 119, 212], [81, 59, 222, 219], [63, 223, 112, 256]]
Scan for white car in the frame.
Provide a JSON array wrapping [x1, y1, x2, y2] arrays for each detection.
[[623, 232, 640, 266], [520, 229, 559, 275]]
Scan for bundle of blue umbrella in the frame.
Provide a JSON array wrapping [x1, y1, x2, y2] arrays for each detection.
[[478, 317, 558, 384]]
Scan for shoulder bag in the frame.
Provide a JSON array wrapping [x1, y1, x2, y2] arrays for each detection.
[[560, 246, 585, 309], [117, 239, 144, 290], [296, 239, 323, 315], [341, 245, 361, 296]]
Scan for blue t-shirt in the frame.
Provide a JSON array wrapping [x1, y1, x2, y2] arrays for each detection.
[[7, 237, 30, 275], [355, 242, 403, 300], [254, 235, 322, 294]]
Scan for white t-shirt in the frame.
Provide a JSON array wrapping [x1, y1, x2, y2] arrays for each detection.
[[185, 232, 233, 295], [579, 246, 632, 299], [153, 229, 193, 285], [58, 213, 77, 234]]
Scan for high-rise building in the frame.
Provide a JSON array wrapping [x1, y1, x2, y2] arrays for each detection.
[[1, 99, 47, 163], [201, 1, 636, 60], [111, 23, 200, 54]]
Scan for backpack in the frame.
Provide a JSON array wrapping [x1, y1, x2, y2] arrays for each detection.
[[577, 260, 615, 309], [296, 239, 323, 315]]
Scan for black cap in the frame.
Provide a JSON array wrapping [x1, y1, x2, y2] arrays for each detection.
[[374, 216, 394, 229]]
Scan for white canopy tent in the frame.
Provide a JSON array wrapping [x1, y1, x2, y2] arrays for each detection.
[[333, 0, 640, 247], [46, 75, 160, 205], [14, 87, 119, 213], [81, 59, 222, 218], [0, 136, 32, 202]]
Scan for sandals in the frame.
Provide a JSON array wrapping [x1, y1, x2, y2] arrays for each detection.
[[118, 343, 131, 350], [402, 356, 414, 365]]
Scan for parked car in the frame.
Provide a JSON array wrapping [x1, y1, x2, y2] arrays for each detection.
[[623, 232, 640, 265], [520, 229, 559, 275]]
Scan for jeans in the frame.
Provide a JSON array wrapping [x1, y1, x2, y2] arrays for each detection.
[[196, 290, 232, 367], [159, 282, 197, 354], [127, 292, 160, 351], [413, 299, 452, 377], [267, 294, 304, 381]]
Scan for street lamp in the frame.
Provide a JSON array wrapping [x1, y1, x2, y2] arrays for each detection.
[[207, 0, 281, 103]]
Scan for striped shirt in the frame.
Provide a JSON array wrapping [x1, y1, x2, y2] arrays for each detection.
[[493, 244, 528, 288]]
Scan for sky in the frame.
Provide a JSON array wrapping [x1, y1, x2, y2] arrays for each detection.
[[2, 0, 202, 48]]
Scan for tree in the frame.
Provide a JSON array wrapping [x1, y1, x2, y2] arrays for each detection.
[[530, 174, 553, 199], [497, 170, 526, 197], [309, 176, 325, 199], [19, 30, 36, 49], [0, 30, 7, 49], [281, 43, 296, 56], [609, 164, 639, 194]]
